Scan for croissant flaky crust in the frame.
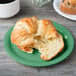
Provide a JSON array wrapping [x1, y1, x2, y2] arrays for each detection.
[[60, 0, 76, 15], [11, 17, 64, 60]]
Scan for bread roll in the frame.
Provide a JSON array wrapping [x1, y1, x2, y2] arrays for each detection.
[[60, 0, 76, 15]]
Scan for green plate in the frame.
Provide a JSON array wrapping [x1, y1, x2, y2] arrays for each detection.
[[4, 21, 74, 67]]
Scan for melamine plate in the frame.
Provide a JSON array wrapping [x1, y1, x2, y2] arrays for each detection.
[[4, 21, 74, 67]]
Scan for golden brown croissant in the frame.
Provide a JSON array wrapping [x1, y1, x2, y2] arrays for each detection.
[[11, 17, 64, 60]]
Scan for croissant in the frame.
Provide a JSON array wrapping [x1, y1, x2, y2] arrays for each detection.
[[11, 17, 64, 60], [60, 0, 76, 14]]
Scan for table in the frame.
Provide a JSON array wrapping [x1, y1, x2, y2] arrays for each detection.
[[0, 0, 76, 76]]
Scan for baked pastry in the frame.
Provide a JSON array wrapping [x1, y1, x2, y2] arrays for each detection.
[[11, 17, 64, 60], [11, 17, 38, 53], [60, 0, 76, 14], [35, 19, 64, 60]]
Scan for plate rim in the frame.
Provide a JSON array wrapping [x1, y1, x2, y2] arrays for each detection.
[[4, 21, 74, 67]]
